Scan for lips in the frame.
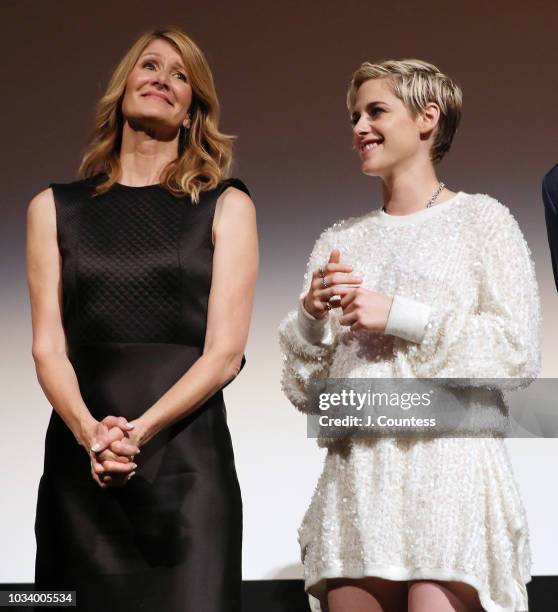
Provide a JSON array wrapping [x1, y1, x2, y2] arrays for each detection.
[[141, 92, 172, 105], [360, 137, 384, 152]]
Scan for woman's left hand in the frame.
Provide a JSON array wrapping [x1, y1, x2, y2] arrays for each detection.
[[339, 287, 394, 333], [90, 416, 141, 487]]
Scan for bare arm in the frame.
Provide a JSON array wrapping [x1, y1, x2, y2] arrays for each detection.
[[28, 189, 138, 487], [27, 188, 99, 448], [130, 186, 258, 446]]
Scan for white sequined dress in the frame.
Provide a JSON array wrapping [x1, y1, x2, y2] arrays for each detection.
[[278, 192, 541, 612]]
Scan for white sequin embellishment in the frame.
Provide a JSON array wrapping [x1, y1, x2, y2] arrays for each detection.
[[278, 193, 541, 612]]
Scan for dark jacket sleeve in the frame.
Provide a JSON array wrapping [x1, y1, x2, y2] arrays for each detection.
[[543, 164, 558, 292]]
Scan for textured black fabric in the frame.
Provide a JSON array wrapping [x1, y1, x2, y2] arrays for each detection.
[[34, 175, 250, 611], [543, 164, 558, 292]]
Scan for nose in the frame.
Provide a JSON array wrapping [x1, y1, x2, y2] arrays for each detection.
[[352, 115, 370, 137], [152, 68, 171, 89]]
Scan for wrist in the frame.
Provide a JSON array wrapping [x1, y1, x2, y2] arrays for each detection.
[[297, 293, 332, 344], [384, 294, 431, 344], [302, 293, 328, 320], [129, 416, 154, 447], [384, 295, 395, 329], [74, 413, 97, 449]]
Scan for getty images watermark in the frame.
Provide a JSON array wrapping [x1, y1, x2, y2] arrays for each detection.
[[305, 378, 558, 439]]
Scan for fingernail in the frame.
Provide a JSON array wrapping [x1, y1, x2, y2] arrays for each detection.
[[136, 449, 141, 454], [91, 443, 101, 452], [131, 463, 137, 469], [126, 423, 135, 429], [129, 471, 136, 478]]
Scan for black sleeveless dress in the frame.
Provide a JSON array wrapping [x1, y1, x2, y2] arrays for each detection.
[[34, 175, 249, 611]]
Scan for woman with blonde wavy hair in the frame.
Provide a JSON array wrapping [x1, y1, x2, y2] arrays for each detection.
[[279, 59, 539, 611], [27, 28, 258, 611]]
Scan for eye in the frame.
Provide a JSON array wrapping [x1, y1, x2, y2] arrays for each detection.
[[142, 60, 188, 83], [350, 113, 360, 126], [371, 107, 385, 117]]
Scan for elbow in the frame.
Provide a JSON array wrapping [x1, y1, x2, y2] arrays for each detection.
[[515, 330, 541, 381], [32, 346, 48, 364], [521, 354, 541, 383], [499, 343, 540, 385], [31, 344, 66, 365], [208, 348, 245, 384], [226, 352, 244, 381]]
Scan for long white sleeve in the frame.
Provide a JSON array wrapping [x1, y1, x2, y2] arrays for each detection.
[[290, 194, 536, 612], [388, 201, 541, 390], [278, 228, 340, 413]]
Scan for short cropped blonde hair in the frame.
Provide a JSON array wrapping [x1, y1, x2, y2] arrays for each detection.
[[347, 59, 462, 164]]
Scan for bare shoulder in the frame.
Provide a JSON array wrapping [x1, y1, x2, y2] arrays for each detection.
[[213, 186, 256, 241], [216, 185, 255, 215], [27, 187, 56, 234]]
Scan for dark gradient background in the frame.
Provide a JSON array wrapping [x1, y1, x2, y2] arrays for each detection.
[[2, 0, 557, 581]]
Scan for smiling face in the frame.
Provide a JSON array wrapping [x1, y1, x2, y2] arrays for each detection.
[[351, 77, 431, 178], [121, 38, 193, 134]]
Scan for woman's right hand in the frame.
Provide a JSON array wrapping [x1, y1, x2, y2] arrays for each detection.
[[303, 249, 362, 319], [86, 416, 139, 488]]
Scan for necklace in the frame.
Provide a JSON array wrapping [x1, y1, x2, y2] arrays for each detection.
[[382, 182, 446, 213]]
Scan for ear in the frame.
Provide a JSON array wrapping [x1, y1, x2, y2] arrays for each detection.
[[417, 102, 440, 136]]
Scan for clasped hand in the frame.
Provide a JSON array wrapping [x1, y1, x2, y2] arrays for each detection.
[[86, 416, 141, 488], [304, 249, 393, 332]]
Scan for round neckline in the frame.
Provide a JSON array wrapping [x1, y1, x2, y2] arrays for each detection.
[[113, 182, 163, 189], [376, 191, 465, 226]]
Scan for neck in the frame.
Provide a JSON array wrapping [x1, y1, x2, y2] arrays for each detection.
[[380, 160, 445, 216], [118, 120, 180, 186]]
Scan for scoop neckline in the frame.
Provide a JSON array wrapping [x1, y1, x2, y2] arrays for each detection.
[[376, 191, 465, 226]]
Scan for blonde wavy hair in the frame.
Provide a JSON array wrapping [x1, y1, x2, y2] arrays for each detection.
[[347, 59, 462, 164], [78, 28, 234, 202]]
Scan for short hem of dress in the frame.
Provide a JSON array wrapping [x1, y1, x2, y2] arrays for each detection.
[[303, 565, 531, 612]]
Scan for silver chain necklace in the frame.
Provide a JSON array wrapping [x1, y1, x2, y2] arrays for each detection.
[[382, 181, 446, 213]]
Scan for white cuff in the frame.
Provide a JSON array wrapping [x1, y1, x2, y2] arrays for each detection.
[[297, 293, 332, 344], [385, 295, 431, 344]]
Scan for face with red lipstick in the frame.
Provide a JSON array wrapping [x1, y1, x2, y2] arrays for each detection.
[[121, 38, 193, 137], [351, 77, 440, 178]]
